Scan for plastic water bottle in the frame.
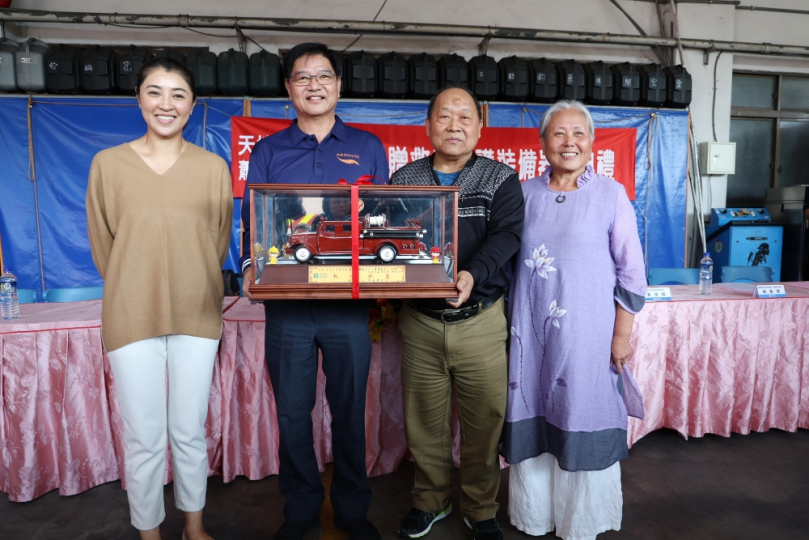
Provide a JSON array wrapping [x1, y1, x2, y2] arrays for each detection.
[[0, 267, 20, 320], [699, 252, 713, 296]]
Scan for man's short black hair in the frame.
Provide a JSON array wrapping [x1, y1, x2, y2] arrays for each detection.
[[283, 43, 342, 79], [426, 86, 482, 120]]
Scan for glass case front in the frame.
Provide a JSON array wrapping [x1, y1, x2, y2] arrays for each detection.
[[249, 184, 459, 300]]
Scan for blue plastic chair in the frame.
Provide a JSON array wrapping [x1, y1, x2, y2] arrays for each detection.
[[17, 289, 38, 303], [44, 286, 104, 302], [720, 266, 774, 283], [648, 268, 700, 285]]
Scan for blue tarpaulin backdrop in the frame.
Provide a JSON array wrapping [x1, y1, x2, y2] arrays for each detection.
[[488, 104, 689, 274], [0, 96, 687, 294]]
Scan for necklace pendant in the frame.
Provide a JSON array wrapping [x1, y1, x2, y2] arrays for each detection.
[[555, 194, 566, 203]]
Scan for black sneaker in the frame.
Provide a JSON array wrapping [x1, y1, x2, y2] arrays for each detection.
[[463, 517, 504, 540], [334, 516, 381, 540], [273, 518, 318, 540], [398, 504, 452, 538]]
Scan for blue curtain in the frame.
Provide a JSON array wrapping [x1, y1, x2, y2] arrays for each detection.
[[0, 97, 41, 290], [0, 97, 687, 291], [489, 104, 689, 269], [1, 97, 244, 291]]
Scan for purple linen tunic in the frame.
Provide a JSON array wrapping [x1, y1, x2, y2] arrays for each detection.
[[502, 166, 647, 471]]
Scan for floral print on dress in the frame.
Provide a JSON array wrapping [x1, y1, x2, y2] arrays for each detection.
[[509, 245, 565, 414], [549, 300, 567, 329], [525, 244, 556, 279]]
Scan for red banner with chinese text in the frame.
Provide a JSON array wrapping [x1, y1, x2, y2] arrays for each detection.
[[231, 116, 636, 199]]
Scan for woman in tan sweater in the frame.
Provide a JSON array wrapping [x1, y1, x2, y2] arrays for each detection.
[[86, 56, 232, 540]]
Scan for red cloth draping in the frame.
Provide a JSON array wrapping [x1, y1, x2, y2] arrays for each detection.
[[4, 287, 809, 502]]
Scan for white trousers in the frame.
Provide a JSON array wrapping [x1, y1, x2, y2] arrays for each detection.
[[108, 334, 219, 530], [509, 453, 623, 540]]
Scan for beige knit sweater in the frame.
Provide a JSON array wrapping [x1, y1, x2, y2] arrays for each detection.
[[86, 142, 233, 352]]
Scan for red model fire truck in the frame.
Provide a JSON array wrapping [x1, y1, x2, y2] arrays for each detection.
[[283, 215, 426, 263]]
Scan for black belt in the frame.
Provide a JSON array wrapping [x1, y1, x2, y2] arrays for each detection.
[[413, 290, 503, 324]]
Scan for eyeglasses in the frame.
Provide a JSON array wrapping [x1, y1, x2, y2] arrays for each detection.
[[289, 72, 337, 86]]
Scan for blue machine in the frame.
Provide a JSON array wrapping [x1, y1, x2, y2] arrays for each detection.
[[706, 208, 783, 282]]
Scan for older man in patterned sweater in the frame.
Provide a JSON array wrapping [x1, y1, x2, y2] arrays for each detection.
[[391, 87, 524, 540]]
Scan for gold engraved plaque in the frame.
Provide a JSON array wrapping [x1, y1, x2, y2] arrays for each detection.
[[308, 265, 406, 284], [361, 265, 406, 283]]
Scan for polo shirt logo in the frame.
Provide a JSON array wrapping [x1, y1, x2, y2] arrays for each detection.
[[337, 153, 360, 165]]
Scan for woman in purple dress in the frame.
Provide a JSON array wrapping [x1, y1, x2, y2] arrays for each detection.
[[502, 100, 647, 539]]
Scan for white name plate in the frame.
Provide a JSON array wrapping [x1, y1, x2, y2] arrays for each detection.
[[754, 284, 786, 298], [645, 287, 672, 301]]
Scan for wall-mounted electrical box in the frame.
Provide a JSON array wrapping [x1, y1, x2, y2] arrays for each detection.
[[699, 142, 736, 175]]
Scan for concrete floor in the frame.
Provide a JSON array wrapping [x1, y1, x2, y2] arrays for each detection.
[[2, 428, 808, 540]]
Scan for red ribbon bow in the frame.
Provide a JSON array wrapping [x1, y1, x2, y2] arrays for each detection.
[[337, 176, 378, 299]]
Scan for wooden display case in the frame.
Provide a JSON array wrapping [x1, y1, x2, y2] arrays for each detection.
[[248, 183, 459, 300]]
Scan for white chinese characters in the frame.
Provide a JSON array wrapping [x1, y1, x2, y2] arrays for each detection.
[[388, 146, 409, 173], [235, 135, 266, 182], [237, 135, 257, 156], [596, 149, 615, 178]]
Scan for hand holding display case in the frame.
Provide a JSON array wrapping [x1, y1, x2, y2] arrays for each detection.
[[248, 183, 459, 300]]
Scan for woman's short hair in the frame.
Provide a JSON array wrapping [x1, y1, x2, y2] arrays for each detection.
[[539, 100, 595, 141], [135, 56, 197, 100]]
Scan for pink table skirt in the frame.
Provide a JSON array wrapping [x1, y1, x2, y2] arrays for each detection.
[[214, 299, 412, 484], [0, 299, 238, 502], [627, 284, 809, 444], [4, 287, 809, 502], [0, 297, 415, 502]]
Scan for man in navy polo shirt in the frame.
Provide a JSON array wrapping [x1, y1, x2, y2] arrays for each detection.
[[240, 43, 388, 540]]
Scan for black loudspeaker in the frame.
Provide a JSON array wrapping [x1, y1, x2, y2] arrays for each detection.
[[44, 44, 81, 94], [498, 56, 529, 101], [346, 50, 377, 97], [248, 50, 281, 97], [528, 58, 557, 102], [273, 50, 289, 98], [339, 55, 347, 97], [407, 52, 438, 99], [584, 61, 613, 105], [115, 45, 149, 94], [377, 51, 408, 98], [664, 65, 692, 108], [639, 63, 667, 106], [468, 54, 498, 100], [186, 49, 217, 96], [217, 49, 248, 95], [556, 59, 586, 101], [438, 54, 468, 89], [611, 62, 640, 105], [80, 45, 115, 94]]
